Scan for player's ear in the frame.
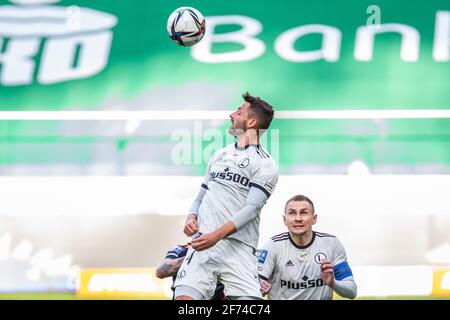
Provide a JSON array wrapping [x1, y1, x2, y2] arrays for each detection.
[[247, 117, 257, 129], [283, 214, 287, 226], [312, 213, 317, 225]]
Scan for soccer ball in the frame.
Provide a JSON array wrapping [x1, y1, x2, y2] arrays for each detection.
[[167, 7, 206, 47]]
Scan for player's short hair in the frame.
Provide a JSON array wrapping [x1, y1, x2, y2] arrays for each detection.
[[243, 92, 274, 130], [284, 194, 315, 214]]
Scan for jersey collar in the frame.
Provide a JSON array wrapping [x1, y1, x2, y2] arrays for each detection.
[[289, 231, 316, 249], [234, 143, 260, 151]]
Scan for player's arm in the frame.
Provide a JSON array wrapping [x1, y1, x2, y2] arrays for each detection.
[[320, 238, 357, 299], [155, 245, 189, 279], [192, 159, 278, 251], [155, 256, 185, 279], [320, 259, 357, 299], [332, 266, 357, 299], [257, 242, 276, 296], [228, 158, 279, 231], [259, 276, 272, 296], [183, 185, 207, 236], [185, 149, 219, 237], [191, 186, 268, 251]]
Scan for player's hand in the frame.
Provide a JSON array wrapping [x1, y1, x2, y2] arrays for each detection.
[[191, 232, 219, 251], [184, 214, 199, 237], [259, 278, 272, 296], [320, 259, 335, 288]]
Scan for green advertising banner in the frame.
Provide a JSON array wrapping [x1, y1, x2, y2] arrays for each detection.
[[0, 0, 449, 174]]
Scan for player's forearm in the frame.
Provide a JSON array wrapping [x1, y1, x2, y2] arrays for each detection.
[[213, 221, 237, 240], [230, 204, 258, 230], [188, 186, 207, 215], [230, 186, 268, 230], [155, 258, 184, 279], [332, 277, 357, 299], [186, 213, 197, 221]]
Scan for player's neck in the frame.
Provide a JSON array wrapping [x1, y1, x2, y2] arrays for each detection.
[[290, 230, 313, 247], [236, 132, 259, 148]]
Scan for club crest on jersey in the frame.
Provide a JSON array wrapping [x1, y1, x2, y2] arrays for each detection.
[[297, 251, 309, 262], [314, 252, 327, 264], [238, 158, 250, 168]]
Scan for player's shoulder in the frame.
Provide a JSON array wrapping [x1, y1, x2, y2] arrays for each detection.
[[253, 145, 272, 160], [253, 146, 276, 165], [315, 231, 336, 238], [259, 232, 289, 250], [314, 231, 343, 247], [209, 145, 230, 162], [269, 232, 290, 244], [251, 146, 278, 170]]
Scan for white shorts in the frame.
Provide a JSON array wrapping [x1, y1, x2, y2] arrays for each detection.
[[173, 238, 262, 300]]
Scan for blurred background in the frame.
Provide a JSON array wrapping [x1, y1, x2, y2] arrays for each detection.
[[0, 0, 449, 299]]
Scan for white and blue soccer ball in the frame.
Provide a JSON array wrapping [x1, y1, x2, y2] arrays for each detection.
[[167, 7, 206, 47]]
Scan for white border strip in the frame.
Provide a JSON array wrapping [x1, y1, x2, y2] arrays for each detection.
[[0, 110, 449, 120]]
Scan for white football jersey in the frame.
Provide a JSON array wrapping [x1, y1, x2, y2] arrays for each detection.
[[258, 231, 355, 300], [197, 143, 278, 249]]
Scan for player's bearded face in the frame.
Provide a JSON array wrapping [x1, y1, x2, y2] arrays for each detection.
[[229, 102, 253, 137], [283, 201, 317, 236]]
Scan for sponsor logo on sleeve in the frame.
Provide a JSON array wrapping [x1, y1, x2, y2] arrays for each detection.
[[264, 182, 275, 192], [257, 249, 268, 264]]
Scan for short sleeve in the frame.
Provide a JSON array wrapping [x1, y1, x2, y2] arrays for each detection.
[[332, 238, 354, 281], [249, 158, 279, 198], [257, 240, 276, 280], [333, 238, 348, 266]]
